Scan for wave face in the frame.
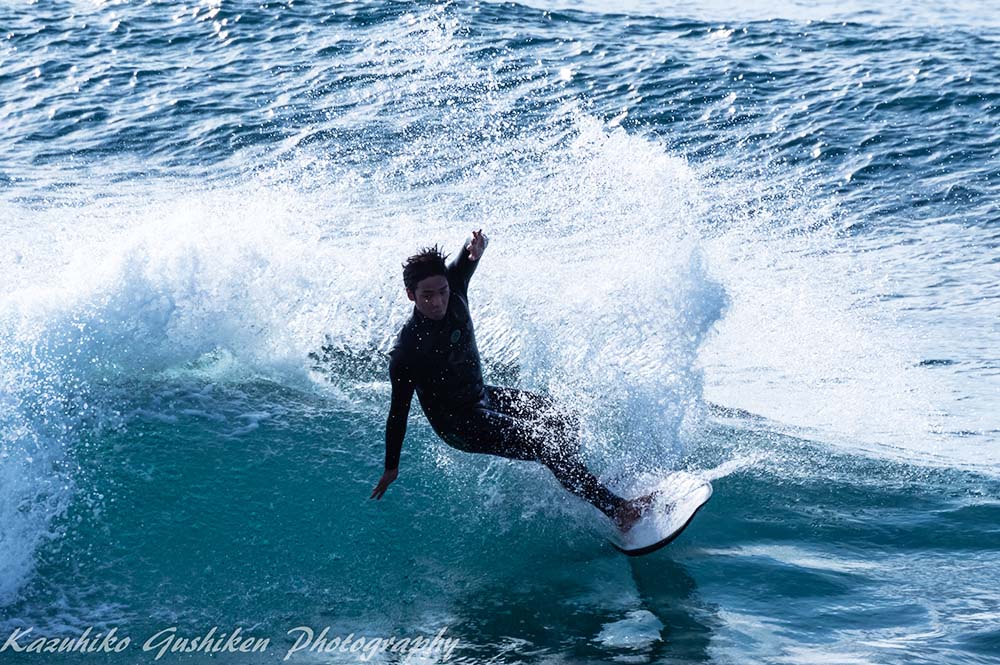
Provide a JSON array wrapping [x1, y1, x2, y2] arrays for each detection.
[[1, 1, 997, 663]]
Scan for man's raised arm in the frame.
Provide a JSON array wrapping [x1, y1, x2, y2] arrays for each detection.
[[446, 229, 488, 298]]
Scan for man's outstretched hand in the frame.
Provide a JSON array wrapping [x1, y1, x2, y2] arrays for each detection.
[[370, 467, 398, 500], [467, 229, 488, 261]]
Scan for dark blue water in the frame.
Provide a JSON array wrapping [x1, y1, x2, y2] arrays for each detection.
[[1, 1, 998, 663]]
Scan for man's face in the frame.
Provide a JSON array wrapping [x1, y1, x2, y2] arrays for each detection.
[[407, 274, 449, 320]]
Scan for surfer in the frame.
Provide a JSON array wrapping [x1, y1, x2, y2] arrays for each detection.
[[370, 230, 649, 532]]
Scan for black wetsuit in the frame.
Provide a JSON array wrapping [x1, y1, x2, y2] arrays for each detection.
[[384, 246, 627, 519]]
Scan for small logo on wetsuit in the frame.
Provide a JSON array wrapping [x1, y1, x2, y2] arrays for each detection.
[[450, 329, 462, 344]]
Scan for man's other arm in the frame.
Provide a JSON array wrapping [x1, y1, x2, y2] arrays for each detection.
[[371, 352, 415, 499]]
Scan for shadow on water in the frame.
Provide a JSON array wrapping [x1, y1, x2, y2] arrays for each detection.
[[437, 553, 714, 665], [631, 557, 716, 663]]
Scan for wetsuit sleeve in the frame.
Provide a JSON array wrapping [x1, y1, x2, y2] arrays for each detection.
[[446, 235, 480, 298], [384, 350, 416, 471]]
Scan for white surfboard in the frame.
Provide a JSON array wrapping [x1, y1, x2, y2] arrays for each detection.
[[608, 471, 713, 557]]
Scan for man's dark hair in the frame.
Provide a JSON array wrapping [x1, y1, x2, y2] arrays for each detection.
[[402, 244, 449, 292]]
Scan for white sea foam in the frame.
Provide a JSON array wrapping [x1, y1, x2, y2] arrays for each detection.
[[595, 609, 664, 649]]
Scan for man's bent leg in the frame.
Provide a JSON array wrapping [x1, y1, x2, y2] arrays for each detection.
[[482, 386, 630, 520], [485, 386, 582, 452]]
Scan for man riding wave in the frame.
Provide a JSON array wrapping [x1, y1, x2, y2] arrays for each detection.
[[371, 230, 650, 533]]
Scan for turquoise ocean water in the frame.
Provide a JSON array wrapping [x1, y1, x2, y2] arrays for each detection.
[[1, 1, 998, 663]]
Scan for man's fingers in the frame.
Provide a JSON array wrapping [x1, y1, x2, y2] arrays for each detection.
[[468, 230, 484, 259]]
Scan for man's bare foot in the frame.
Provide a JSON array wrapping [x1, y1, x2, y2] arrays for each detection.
[[613, 493, 656, 532]]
